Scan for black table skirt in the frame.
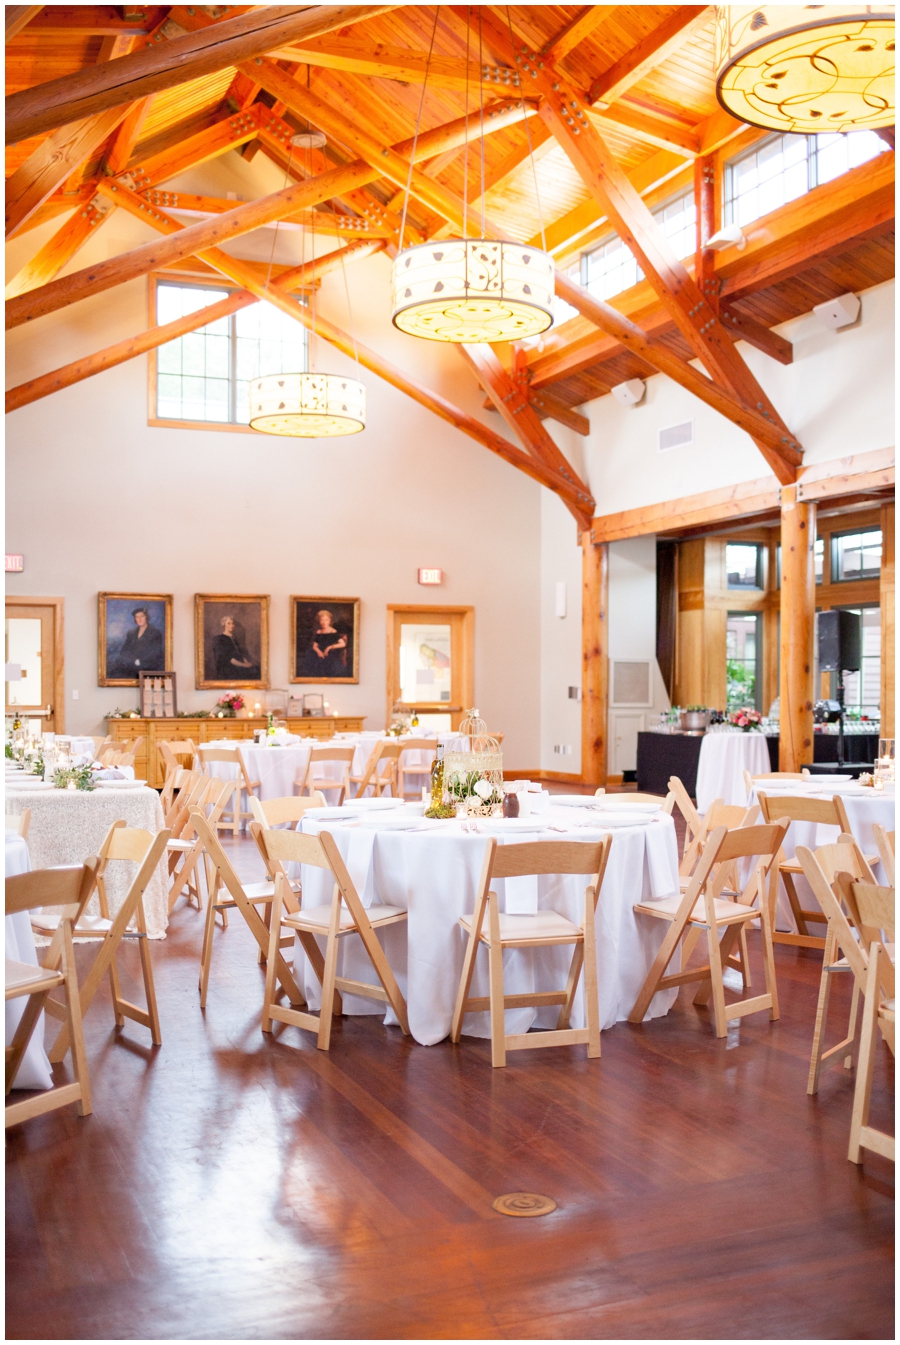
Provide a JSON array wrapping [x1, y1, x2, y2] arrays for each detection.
[[636, 732, 879, 797]]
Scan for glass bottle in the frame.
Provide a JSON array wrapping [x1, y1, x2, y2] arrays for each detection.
[[430, 744, 444, 807], [411, 711, 419, 728]]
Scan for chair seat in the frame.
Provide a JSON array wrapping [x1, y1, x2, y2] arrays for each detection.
[[460, 909, 583, 943], [166, 837, 195, 852], [215, 879, 300, 905], [6, 958, 62, 993], [780, 852, 879, 874], [284, 902, 406, 932], [32, 911, 113, 936], [635, 894, 752, 924]]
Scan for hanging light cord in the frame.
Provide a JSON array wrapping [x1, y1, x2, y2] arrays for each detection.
[[506, 6, 547, 253], [463, 7, 471, 241], [478, 8, 486, 239], [399, 6, 439, 252]]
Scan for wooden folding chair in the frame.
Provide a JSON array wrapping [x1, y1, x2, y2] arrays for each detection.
[[451, 836, 612, 1068], [758, 791, 879, 949], [258, 826, 410, 1050], [32, 821, 169, 1053], [667, 775, 712, 872], [840, 878, 895, 1166], [7, 808, 31, 840], [873, 825, 895, 886], [678, 799, 761, 990], [197, 744, 261, 836], [242, 794, 326, 965], [6, 861, 98, 1128], [397, 738, 438, 800], [629, 820, 788, 1038], [160, 764, 201, 819], [350, 740, 403, 799], [595, 790, 672, 806], [297, 745, 355, 805], [796, 839, 877, 1094], [39, 831, 169, 1065], [167, 776, 235, 914], [742, 768, 810, 800], [159, 738, 197, 777], [188, 809, 308, 1012]]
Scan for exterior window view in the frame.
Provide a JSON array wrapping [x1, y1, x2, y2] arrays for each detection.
[[5, 5, 894, 1341]]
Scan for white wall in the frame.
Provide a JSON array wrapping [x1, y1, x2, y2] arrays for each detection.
[[607, 536, 670, 775], [539, 489, 583, 772], [6, 153, 546, 766]]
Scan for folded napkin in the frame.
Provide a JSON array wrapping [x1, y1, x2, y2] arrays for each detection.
[[92, 768, 126, 781]]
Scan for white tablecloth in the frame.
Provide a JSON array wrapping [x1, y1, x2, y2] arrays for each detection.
[[696, 731, 771, 811], [750, 781, 895, 930], [5, 832, 53, 1090], [293, 806, 681, 1045], [5, 786, 169, 938]]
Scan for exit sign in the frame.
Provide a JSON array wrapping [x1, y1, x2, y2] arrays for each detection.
[[418, 568, 442, 586], [5, 555, 23, 572]]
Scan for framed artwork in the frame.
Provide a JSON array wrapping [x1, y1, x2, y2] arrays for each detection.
[[98, 592, 172, 687], [290, 596, 360, 684], [195, 594, 269, 689]]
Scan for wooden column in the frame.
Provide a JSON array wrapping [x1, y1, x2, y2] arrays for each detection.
[[779, 485, 816, 771], [693, 153, 719, 315], [581, 532, 608, 788], [880, 500, 895, 738]]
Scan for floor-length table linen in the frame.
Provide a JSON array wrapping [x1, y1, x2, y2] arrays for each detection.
[[5, 832, 53, 1091], [5, 786, 169, 938], [695, 731, 772, 811], [750, 780, 895, 930], [292, 807, 681, 1045]]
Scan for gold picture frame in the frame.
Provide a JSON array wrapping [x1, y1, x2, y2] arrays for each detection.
[[195, 594, 269, 690], [290, 596, 360, 684], [98, 592, 173, 687]]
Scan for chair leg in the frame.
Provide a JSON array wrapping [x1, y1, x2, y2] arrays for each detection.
[[557, 943, 584, 1032], [487, 895, 506, 1068], [451, 893, 488, 1043], [62, 923, 92, 1117], [758, 891, 780, 1022], [107, 948, 126, 1030], [317, 929, 341, 1052], [848, 953, 881, 1163], [706, 924, 729, 1038], [135, 899, 162, 1047], [261, 888, 283, 1034], [845, 980, 862, 1071], [198, 884, 220, 1009], [582, 919, 600, 1059], [782, 872, 810, 938], [807, 928, 836, 1094]]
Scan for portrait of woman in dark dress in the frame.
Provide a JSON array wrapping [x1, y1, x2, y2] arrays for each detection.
[[213, 615, 259, 681], [290, 596, 359, 684], [115, 606, 165, 678]]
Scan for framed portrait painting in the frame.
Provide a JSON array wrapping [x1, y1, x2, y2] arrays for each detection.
[[291, 596, 360, 684], [195, 594, 269, 689], [98, 593, 172, 687]]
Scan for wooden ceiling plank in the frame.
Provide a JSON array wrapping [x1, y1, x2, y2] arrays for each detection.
[[5, 194, 113, 298], [591, 104, 698, 157], [7, 4, 395, 144], [5, 103, 131, 237], [6, 6, 44, 42], [458, 343, 595, 524], [588, 7, 710, 109], [554, 270, 801, 466], [542, 7, 618, 64], [101, 93, 152, 176], [6, 239, 380, 414], [17, 8, 156, 36]]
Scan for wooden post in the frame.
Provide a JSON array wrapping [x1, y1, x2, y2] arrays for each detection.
[[779, 485, 816, 771], [694, 153, 719, 316], [880, 500, 894, 738], [581, 532, 608, 788]]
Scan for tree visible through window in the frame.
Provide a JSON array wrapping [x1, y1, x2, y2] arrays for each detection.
[[727, 612, 761, 711]]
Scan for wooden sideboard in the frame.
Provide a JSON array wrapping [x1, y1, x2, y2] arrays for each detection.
[[106, 715, 367, 789]]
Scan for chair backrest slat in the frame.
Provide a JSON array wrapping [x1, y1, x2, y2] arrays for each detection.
[[842, 879, 895, 942], [309, 745, 356, 763], [490, 839, 609, 879], [873, 824, 895, 885], [758, 791, 850, 831], [6, 859, 99, 920], [260, 824, 333, 870], [249, 793, 327, 827]]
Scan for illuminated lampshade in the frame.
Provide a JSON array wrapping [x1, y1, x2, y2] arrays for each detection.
[[248, 372, 365, 437], [715, 6, 895, 134], [391, 238, 554, 343]]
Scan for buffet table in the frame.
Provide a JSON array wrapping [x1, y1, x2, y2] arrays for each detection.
[[4, 784, 169, 938], [293, 804, 682, 1045], [637, 731, 880, 799], [695, 732, 771, 811]]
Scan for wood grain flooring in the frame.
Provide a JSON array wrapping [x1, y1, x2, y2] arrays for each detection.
[[6, 821, 894, 1340]]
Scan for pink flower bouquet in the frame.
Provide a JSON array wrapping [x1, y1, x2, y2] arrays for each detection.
[[728, 707, 762, 732]]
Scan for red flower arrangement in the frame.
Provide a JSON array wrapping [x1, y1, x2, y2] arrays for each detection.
[[215, 692, 245, 717], [728, 707, 762, 732]]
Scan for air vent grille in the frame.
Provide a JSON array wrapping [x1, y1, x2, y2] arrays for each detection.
[[658, 420, 693, 452]]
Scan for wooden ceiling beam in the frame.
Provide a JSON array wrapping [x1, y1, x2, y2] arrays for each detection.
[[542, 7, 618, 64], [588, 7, 710, 108], [7, 4, 394, 144], [553, 270, 802, 467], [100, 94, 152, 176], [458, 344, 595, 526], [137, 188, 396, 239], [6, 240, 380, 414], [527, 389, 590, 437], [5, 104, 130, 237], [123, 106, 262, 188], [6, 6, 44, 42], [6, 195, 114, 298], [269, 38, 518, 92], [590, 104, 699, 158], [15, 8, 156, 36]]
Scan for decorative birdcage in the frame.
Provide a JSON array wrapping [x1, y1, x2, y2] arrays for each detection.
[[442, 709, 503, 817]]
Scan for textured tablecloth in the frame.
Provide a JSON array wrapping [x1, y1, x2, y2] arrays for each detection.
[[5, 832, 53, 1090], [5, 787, 169, 938], [696, 731, 771, 811], [750, 781, 895, 930], [293, 806, 681, 1045]]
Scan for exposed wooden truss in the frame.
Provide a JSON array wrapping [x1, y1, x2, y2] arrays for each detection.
[[5, 105, 130, 236], [587, 7, 709, 108]]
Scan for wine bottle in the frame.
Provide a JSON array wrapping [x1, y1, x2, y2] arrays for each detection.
[[430, 744, 444, 806]]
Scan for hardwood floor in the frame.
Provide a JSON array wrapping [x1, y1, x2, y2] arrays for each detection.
[[6, 827, 894, 1341]]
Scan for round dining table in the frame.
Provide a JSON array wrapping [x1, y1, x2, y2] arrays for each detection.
[[5, 831, 53, 1091], [291, 802, 682, 1046], [695, 730, 772, 811]]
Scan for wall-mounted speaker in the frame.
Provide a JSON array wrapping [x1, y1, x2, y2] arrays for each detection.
[[818, 609, 861, 673]]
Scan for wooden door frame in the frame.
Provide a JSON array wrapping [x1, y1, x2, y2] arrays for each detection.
[[386, 604, 474, 731], [5, 595, 65, 733]]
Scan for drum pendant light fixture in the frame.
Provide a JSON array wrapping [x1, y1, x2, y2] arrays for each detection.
[[249, 130, 366, 438], [715, 6, 895, 134], [389, 7, 555, 344]]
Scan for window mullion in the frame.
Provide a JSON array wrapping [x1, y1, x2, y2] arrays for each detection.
[[229, 312, 237, 424]]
